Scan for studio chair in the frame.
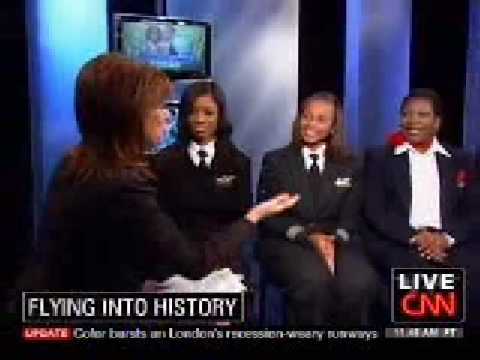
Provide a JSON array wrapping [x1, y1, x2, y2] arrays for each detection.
[[246, 238, 287, 326]]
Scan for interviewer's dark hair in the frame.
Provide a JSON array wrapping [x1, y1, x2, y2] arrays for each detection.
[[400, 88, 443, 118], [177, 81, 232, 144], [292, 91, 351, 163], [63, 52, 171, 183]]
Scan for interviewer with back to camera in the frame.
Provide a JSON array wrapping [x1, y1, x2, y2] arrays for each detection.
[[28, 53, 299, 292]]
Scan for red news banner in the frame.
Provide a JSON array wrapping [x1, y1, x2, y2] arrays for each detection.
[[23, 327, 73, 341]]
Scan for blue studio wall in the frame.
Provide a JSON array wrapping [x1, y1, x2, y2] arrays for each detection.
[[27, 0, 108, 240], [345, 0, 412, 151]]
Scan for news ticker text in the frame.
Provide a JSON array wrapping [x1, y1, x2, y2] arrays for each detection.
[[21, 326, 465, 341]]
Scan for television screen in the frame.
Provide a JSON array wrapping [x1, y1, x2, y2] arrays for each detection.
[[113, 15, 212, 79]]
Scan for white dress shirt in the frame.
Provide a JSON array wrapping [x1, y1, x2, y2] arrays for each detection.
[[188, 141, 215, 168], [394, 138, 454, 244], [302, 144, 326, 172]]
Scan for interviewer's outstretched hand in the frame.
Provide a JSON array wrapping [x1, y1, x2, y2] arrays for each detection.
[[245, 193, 300, 224]]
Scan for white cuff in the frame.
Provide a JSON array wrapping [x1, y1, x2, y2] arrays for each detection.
[[443, 233, 456, 247], [286, 225, 305, 241], [335, 228, 350, 243]]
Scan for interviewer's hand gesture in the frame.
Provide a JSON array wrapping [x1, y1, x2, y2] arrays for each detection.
[[245, 193, 300, 224]]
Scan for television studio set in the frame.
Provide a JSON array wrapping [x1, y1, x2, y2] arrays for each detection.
[[2, 0, 480, 353]]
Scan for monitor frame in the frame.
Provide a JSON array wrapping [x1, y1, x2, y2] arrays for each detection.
[[111, 13, 213, 80]]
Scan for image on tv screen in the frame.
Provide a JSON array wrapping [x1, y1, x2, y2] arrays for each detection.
[[120, 21, 207, 77]]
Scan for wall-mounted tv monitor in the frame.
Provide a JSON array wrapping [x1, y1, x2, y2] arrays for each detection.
[[112, 14, 212, 80]]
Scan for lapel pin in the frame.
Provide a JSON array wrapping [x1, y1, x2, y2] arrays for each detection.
[[216, 175, 236, 187], [456, 170, 468, 188], [334, 177, 352, 188]]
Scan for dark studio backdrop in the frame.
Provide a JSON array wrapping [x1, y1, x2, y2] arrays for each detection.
[[1, 1, 31, 305], [1, 0, 477, 310], [299, 0, 469, 147], [410, 0, 469, 146]]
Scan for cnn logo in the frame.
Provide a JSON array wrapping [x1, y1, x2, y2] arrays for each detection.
[[391, 268, 465, 323]]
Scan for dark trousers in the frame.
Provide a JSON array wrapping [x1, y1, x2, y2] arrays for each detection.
[[259, 237, 378, 326]]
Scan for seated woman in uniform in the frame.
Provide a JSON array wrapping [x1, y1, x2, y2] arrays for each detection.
[[257, 92, 377, 326], [35, 53, 299, 292], [151, 81, 252, 276]]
